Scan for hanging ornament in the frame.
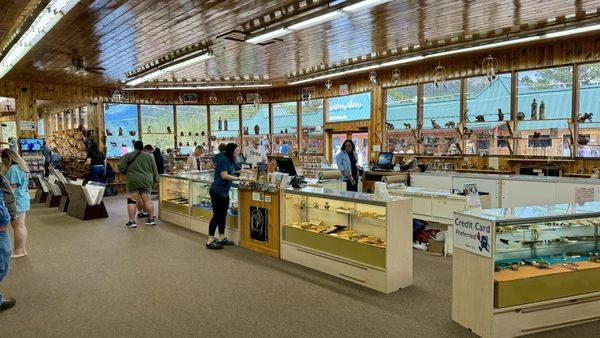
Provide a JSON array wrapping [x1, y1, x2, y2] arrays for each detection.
[[325, 80, 333, 91], [236, 92, 244, 103], [369, 70, 377, 85], [391, 69, 401, 85], [433, 65, 447, 89], [209, 92, 217, 104], [253, 93, 262, 108], [302, 88, 312, 106], [482, 55, 499, 83]]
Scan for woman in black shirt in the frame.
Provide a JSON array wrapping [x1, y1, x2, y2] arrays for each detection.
[[86, 141, 106, 183]]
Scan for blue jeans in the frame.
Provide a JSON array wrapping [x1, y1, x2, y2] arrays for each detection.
[[88, 165, 106, 183], [0, 229, 12, 302]]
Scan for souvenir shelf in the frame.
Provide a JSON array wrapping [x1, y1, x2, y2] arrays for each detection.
[[281, 187, 413, 293], [452, 202, 600, 337], [158, 175, 190, 227]]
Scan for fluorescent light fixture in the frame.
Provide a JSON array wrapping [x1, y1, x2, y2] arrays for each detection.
[[246, 28, 290, 44], [0, 0, 79, 79], [123, 83, 272, 91], [234, 83, 272, 88], [126, 51, 213, 86], [288, 64, 379, 85], [429, 36, 541, 58], [544, 23, 600, 38], [342, 0, 392, 12], [380, 55, 426, 67], [287, 11, 344, 31]]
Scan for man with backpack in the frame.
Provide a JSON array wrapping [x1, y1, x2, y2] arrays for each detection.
[[0, 173, 17, 311]]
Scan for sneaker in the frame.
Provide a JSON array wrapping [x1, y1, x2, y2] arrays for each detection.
[[145, 217, 156, 225], [206, 240, 223, 250], [219, 237, 234, 246], [137, 212, 148, 218], [125, 221, 137, 228], [0, 297, 16, 312]]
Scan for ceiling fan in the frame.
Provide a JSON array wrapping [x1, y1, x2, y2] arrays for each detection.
[[66, 55, 105, 75]]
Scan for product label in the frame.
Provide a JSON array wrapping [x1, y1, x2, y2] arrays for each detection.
[[453, 215, 492, 257]]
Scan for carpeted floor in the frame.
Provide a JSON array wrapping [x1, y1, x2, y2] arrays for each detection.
[[1, 197, 599, 337]]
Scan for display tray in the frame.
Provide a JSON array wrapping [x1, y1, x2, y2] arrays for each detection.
[[283, 226, 385, 269], [191, 206, 238, 228], [494, 260, 600, 308], [161, 200, 190, 215]]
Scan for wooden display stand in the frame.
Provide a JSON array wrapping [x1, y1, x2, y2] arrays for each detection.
[[56, 181, 70, 212], [44, 190, 62, 208], [363, 171, 408, 193], [32, 176, 48, 203], [64, 183, 109, 220], [238, 189, 280, 258]]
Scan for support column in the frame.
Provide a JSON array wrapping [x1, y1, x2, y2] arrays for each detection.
[[369, 84, 384, 165], [14, 82, 36, 138]]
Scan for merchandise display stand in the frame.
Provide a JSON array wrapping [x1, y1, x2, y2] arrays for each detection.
[[238, 186, 281, 258], [452, 202, 600, 337], [44, 189, 61, 207], [32, 176, 48, 203], [64, 183, 109, 220], [281, 187, 413, 293], [56, 181, 70, 212]]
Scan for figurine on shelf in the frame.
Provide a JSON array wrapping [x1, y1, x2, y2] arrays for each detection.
[[147, 125, 151, 133], [243, 127, 249, 135], [285, 128, 288, 134], [118, 127, 123, 136], [385, 122, 394, 130], [110, 141, 117, 147], [539, 101, 545, 120], [129, 130, 136, 136], [475, 115, 485, 122], [178, 142, 183, 146], [186, 141, 190, 146], [188, 131, 192, 136], [498, 108, 504, 121], [516, 112, 525, 120], [578, 112, 593, 123], [530, 99, 538, 120], [254, 124, 260, 135], [464, 109, 470, 122], [218, 117, 223, 131], [180, 131, 184, 136], [201, 131, 205, 136], [445, 121, 455, 128], [431, 119, 441, 129], [193, 141, 197, 146], [403, 123, 412, 129], [195, 132, 199, 136], [167, 126, 172, 133], [106, 129, 113, 136], [463, 127, 473, 138], [416, 121, 423, 129], [224, 119, 228, 131], [578, 134, 590, 146], [532, 131, 541, 139], [280, 129, 284, 134]]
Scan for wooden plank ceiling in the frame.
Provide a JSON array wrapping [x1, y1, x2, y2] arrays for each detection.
[[2, 0, 600, 88]]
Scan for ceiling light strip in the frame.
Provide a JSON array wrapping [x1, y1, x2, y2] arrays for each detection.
[[123, 83, 272, 91], [0, 0, 79, 79], [126, 52, 214, 86], [288, 23, 600, 85]]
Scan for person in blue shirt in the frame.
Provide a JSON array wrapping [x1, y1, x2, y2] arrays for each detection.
[[207, 143, 248, 250], [212, 142, 226, 165], [335, 140, 360, 192], [41, 140, 51, 177], [1, 149, 30, 258], [280, 140, 291, 154]]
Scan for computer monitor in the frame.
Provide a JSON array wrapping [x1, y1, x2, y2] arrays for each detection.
[[377, 152, 394, 167], [276, 157, 297, 176]]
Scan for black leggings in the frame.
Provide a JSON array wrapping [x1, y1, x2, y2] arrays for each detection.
[[209, 190, 230, 236]]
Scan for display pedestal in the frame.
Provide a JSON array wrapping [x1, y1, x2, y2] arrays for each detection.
[[239, 189, 280, 258], [64, 183, 109, 220], [56, 181, 69, 212], [44, 191, 61, 208], [32, 176, 48, 203]]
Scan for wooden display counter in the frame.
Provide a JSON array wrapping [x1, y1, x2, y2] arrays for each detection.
[[238, 188, 281, 258], [362, 171, 408, 193]]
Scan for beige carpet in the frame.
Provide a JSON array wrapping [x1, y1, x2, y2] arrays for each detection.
[[0, 197, 599, 337]]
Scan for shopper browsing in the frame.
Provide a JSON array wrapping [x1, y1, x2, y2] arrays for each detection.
[[153, 147, 165, 175], [118, 141, 159, 228], [42, 140, 51, 177], [51, 147, 62, 172], [207, 143, 250, 249], [212, 143, 226, 164], [0, 173, 16, 312], [243, 137, 267, 168], [186, 146, 205, 171], [85, 140, 106, 183], [335, 140, 360, 192], [1, 149, 30, 258]]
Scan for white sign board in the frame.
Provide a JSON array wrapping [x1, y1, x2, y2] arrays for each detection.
[[453, 215, 492, 257], [464, 182, 482, 211], [19, 120, 36, 131]]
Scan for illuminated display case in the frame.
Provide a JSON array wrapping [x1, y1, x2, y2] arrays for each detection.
[[281, 187, 413, 293], [452, 202, 600, 337]]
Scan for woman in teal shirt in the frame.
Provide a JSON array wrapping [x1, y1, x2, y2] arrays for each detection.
[[2, 149, 30, 258]]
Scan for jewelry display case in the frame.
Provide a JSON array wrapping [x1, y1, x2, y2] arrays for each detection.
[[159, 175, 191, 227], [190, 173, 239, 243], [281, 187, 413, 293], [452, 202, 600, 337]]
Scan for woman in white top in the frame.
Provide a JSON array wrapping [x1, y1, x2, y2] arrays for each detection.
[[186, 146, 205, 171]]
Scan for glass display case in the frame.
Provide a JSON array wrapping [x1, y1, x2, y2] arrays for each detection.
[[159, 175, 190, 215], [281, 187, 413, 293], [452, 202, 600, 337], [190, 173, 238, 229]]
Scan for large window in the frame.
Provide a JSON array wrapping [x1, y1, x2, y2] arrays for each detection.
[[422, 80, 461, 155], [578, 63, 600, 157], [326, 92, 371, 122], [210, 105, 240, 153], [1, 121, 16, 144], [242, 104, 270, 154], [272, 101, 298, 155], [80, 106, 88, 129], [141, 105, 175, 151], [385, 85, 418, 153], [104, 103, 138, 157], [516, 66, 573, 156], [176, 105, 208, 155], [301, 99, 324, 154]]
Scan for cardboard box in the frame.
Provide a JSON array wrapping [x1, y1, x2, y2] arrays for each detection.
[[428, 239, 444, 256]]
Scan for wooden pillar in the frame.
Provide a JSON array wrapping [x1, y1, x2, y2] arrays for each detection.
[[14, 82, 36, 138], [369, 84, 384, 164]]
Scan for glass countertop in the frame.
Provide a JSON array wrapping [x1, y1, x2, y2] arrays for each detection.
[[285, 186, 405, 206]]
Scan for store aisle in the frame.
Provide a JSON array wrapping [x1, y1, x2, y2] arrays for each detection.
[[0, 197, 598, 337]]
